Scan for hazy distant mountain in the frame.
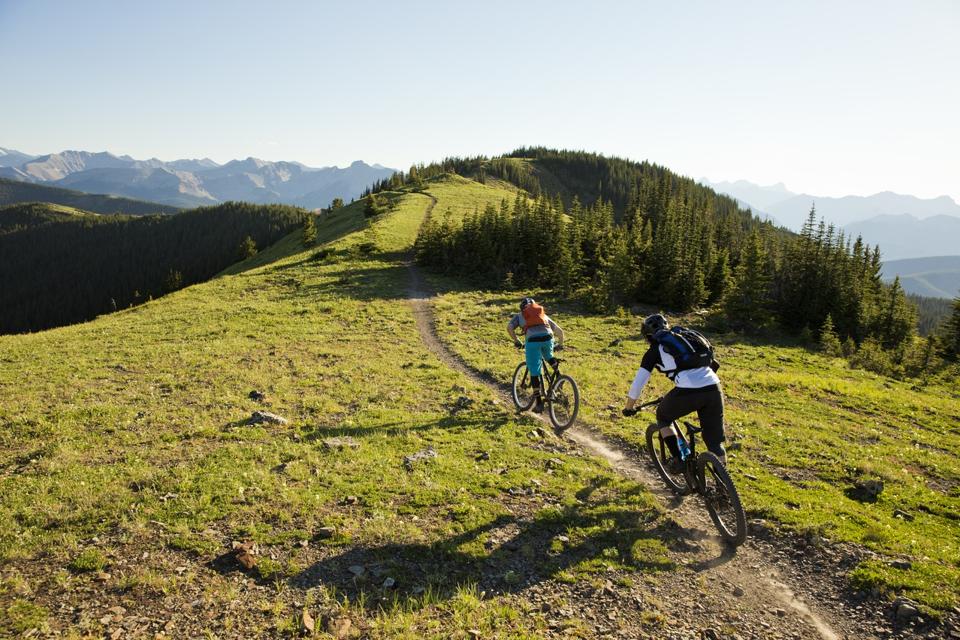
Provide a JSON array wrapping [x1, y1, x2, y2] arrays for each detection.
[[767, 192, 960, 230], [167, 158, 221, 172], [882, 255, 960, 299], [0, 149, 395, 209], [845, 214, 960, 261], [699, 179, 794, 211], [0, 148, 37, 167]]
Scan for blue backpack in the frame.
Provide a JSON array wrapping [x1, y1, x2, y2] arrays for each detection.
[[653, 326, 715, 373]]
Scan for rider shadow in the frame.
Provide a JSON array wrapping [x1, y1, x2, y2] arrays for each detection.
[[289, 479, 707, 612]]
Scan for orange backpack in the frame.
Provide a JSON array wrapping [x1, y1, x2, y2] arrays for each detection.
[[521, 302, 547, 332]]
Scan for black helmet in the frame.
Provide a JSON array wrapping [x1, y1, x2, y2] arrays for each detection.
[[641, 313, 668, 338], [520, 297, 535, 311]]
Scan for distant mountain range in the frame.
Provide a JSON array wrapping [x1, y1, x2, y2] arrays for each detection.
[[0, 178, 180, 215], [700, 178, 960, 262], [882, 255, 960, 299], [0, 148, 395, 209]]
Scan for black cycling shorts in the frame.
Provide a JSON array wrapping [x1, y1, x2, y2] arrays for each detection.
[[655, 384, 726, 456]]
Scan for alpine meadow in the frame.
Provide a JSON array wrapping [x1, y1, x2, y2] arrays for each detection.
[[2, 146, 959, 640]]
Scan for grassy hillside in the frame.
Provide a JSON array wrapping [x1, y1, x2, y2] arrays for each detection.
[[0, 177, 178, 215], [377, 173, 960, 615], [429, 290, 960, 612], [0, 177, 671, 637]]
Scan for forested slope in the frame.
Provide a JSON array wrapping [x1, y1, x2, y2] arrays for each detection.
[[0, 201, 308, 333], [0, 177, 178, 215]]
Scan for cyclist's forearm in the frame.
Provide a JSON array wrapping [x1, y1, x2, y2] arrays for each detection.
[[507, 326, 519, 343], [627, 367, 651, 400]]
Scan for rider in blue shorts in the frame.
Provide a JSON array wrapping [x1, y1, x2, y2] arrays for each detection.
[[506, 297, 565, 413]]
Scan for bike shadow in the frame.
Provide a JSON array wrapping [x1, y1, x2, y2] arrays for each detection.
[[288, 478, 713, 613]]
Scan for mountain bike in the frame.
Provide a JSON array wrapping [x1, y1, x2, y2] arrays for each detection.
[[511, 354, 580, 432], [635, 397, 747, 546]]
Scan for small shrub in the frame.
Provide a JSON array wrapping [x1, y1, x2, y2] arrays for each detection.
[[849, 338, 896, 376], [69, 548, 107, 573], [310, 247, 334, 262], [356, 241, 377, 255], [4, 599, 49, 634]]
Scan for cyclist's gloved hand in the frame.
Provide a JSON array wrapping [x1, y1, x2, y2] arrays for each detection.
[[513, 340, 523, 350], [621, 408, 638, 417]]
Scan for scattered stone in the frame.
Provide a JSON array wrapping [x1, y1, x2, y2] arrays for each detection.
[[322, 436, 359, 451], [231, 540, 257, 570], [301, 609, 315, 635], [467, 630, 482, 639], [248, 390, 266, 402], [608, 338, 622, 347], [546, 458, 563, 469], [890, 559, 912, 570], [894, 597, 920, 620], [774, 608, 786, 617], [248, 410, 288, 426], [743, 473, 759, 481], [700, 629, 720, 640], [749, 519, 772, 538], [340, 495, 360, 506], [348, 565, 365, 577], [314, 526, 336, 540], [475, 451, 490, 461], [403, 447, 438, 471], [849, 478, 884, 502], [108, 606, 126, 616], [325, 616, 354, 639], [732, 585, 745, 597], [382, 577, 396, 589], [893, 509, 914, 522]]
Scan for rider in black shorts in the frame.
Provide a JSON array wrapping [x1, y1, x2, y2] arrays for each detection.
[[622, 314, 726, 471]]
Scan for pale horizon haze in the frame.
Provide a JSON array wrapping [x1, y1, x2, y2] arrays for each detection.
[[1, 0, 957, 201]]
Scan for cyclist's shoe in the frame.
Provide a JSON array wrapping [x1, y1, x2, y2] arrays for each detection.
[[532, 397, 545, 413], [666, 456, 685, 475]]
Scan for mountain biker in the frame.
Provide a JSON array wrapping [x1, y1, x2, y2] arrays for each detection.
[[621, 313, 725, 472], [507, 297, 565, 413]]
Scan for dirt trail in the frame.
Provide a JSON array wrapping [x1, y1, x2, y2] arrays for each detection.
[[406, 193, 855, 639]]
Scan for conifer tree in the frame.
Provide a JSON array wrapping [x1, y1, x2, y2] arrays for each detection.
[[238, 235, 258, 259], [942, 293, 960, 360], [820, 314, 842, 356], [302, 214, 317, 247], [330, 198, 344, 210], [724, 231, 773, 328]]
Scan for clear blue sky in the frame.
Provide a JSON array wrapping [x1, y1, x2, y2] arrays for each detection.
[[2, 0, 957, 200]]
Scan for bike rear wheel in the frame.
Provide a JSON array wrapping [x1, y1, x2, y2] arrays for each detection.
[[644, 423, 692, 495], [547, 374, 580, 432], [697, 452, 747, 546], [511, 362, 536, 411]]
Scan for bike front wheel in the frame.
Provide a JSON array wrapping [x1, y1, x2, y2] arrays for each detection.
[[547, 374, 580, 432], [645, 423, 692, 495], [697, 452, 747, 546], [511, 362, 536, 411]]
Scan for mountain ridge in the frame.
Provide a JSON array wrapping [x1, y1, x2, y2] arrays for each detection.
[[0, 148, 396, 209]]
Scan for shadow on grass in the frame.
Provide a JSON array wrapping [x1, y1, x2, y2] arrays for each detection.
[[286, 481, 719, 613], [301, 412, 513, 440]]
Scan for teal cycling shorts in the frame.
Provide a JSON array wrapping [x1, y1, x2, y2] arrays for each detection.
[[525, 337, 554, 377]]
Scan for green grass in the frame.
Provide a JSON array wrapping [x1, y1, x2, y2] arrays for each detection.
[[428, 284, 960, 612], [0, 176, 671, 636]]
